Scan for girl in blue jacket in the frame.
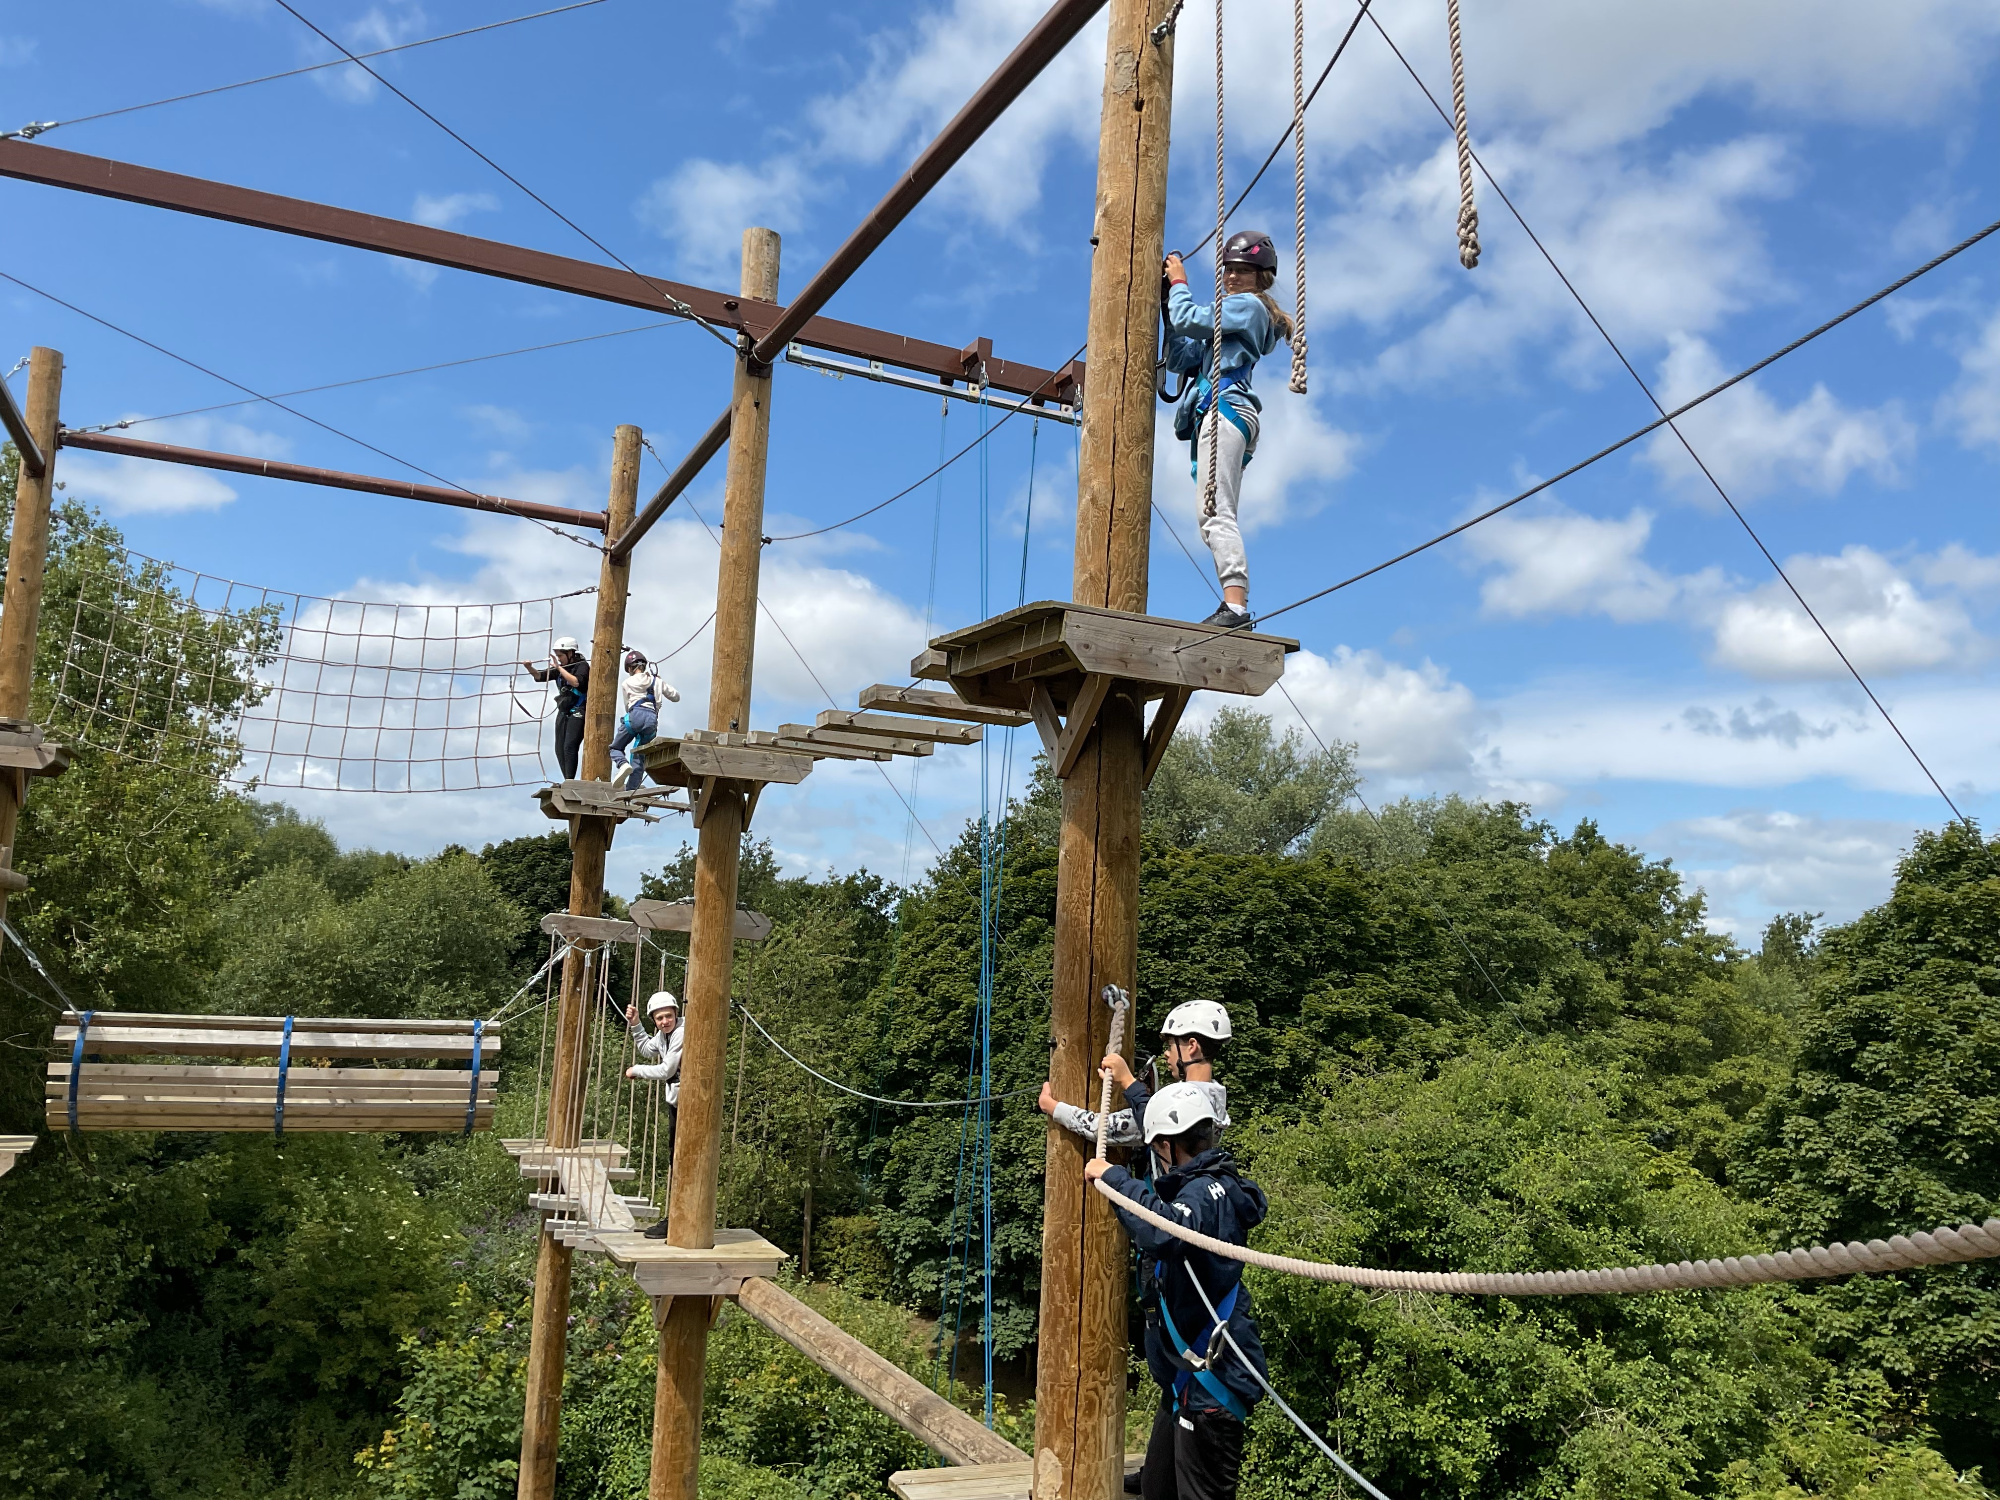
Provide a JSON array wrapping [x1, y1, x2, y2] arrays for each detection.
[[1162, 231, 1295, 629]]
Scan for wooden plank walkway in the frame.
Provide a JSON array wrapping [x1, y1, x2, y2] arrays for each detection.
[[890, 1453, 1144, 1500]]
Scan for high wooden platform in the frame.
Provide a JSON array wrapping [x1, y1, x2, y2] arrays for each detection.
[[49, 1011, 497, 1133], [0, 1134, 35, 1175], [917, 602, 1297, 779], [889, 1453, 1145, 1500]]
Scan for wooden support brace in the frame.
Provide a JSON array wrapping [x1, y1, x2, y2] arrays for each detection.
[[1053, 674, 1113, 780], [1142, 687, 1192, 787], [1028, 681, 1063, 761]]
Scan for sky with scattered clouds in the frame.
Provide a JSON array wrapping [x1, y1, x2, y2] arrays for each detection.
[[6, 0, 2000, 941]]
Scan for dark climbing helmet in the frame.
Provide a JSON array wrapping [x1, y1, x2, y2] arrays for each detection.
[[1220, 230, 1278, 272], [624, 649, 648, 671]]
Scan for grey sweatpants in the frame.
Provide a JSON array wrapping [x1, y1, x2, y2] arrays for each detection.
[[1195, 403, 1258, 596]]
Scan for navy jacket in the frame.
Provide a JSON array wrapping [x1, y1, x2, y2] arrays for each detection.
[[1100, 1147, 1271, 1414]]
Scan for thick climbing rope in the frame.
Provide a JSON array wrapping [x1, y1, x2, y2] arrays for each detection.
[[1095, 989, 1132, 1159], [1287, 0, 1310, 395], [1094, 1177, 2000, 1295], [1447, 0, 1480, 268], [1201, 0, 1228, 519]]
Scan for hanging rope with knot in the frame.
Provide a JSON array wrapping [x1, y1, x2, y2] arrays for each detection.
[[1201, 0, 1227, 518], [1287, 0, 1309, 394], [1447, 0, 1480, 268]]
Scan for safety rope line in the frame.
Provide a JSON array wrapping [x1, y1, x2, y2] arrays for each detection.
[[1446, 0, 1479, 269], [1248, 208, 2000, 631], [485, 940, 574, 1027], [1097, 1178, 2000, 1295], [0, 271, 602, 553], [1201, 0, 1228, 520], [66, 1009, 92, 1134], [733, 998, 1039, 1110], [1180, 1262, 1391, 1500], [273, 1014, 294, 1142], [3, 918, 76, 1015], [1287, 0, 1310, 395], [465, 1018, 485, 1136], [2, 2, 608, 143]]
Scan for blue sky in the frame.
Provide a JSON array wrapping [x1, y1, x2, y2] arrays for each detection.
[[5, 0, 1999, 938]]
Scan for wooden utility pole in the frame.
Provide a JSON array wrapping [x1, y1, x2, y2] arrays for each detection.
[[1034, 5, 1173, 1499], [516, 423, 642, 1500], [649, 226, 781, 1500], [0, 347, 64, 925]]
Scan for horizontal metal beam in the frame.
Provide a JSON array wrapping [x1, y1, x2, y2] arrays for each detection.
[[57, 429, 608, 530], [751, 0, 1108, 368], [0, 139, 1078, 402], [607, 404, 730, 560], [0, 370, 43, 477], [784, 344, 1078, 425]]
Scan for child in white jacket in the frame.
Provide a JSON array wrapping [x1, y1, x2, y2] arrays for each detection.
[[610, 649, 680, 791], [624, 990, 683, 1103], [1039, 999, 1232, 1148]]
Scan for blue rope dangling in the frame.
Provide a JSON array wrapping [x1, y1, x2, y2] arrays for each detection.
[[464, 1017, 485, 1135], [273, 1015, 295, 1141], [66, 1010, 94, 1134]]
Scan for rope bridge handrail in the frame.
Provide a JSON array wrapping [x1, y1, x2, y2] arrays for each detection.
[[1093, 1178, 2000, 1295]]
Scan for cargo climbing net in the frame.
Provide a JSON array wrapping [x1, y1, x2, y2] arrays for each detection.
[[51, 542, 591, 792]]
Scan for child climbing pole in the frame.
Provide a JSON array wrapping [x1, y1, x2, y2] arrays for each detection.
[[1161, 234, 1296, 630], [1039, 998, 1234, 1148], [1086, 1084, 1272, 1500], [609, 648, 680, 790]]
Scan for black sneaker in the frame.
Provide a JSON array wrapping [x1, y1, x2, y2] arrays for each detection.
[[1123, 1467, 1143, 1495], [643, 1217, 671, 1239], [1199, 603, 1252, 629]]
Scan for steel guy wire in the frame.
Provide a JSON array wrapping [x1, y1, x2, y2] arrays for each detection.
[[636, 440, 949, 856], [765, 342, 1087, 542], [1, 919, 79, 1016], [0, 268, 605, 552], [1244, 209, 2000, 633], [734, 995, 1039, 1109], [1363, 8, 1963, 820], [270, 0, 738, 353], [76, 318, 690, 435], [1, 2, 611, 143]]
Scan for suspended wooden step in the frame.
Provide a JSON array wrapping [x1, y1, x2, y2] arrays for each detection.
[[565, 1226, 789, 1297], [919, 602, 1297, 781], [889, 1453, 1144, 1500], [48, 1011, 497, 1134], [0, 1134, 35, 1176], [504, 1137, 654, 1227]]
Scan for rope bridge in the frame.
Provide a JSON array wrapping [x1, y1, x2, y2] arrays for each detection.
[[1093, 1177, 2000, 1295], [53, 544, 589, 791]]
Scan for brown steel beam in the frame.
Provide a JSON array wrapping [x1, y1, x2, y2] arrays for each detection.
[[751, 0, 1109, 368], [0, 139, 1079, 403], [0, 369, 44, 478], [607, 405, 730, 560], [57, 429, 608, 531]]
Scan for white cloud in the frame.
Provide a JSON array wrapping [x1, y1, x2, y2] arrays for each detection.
[[311, 5, 427, 103], [1940, 302, 2000, 450], [1467, 505, 1688, 622], [1650, 808, 1916, 938], [635, 160, 817, 284], [1709, 545, 1978, 678], [462, 404, 533, 442], [412, 191, 500, 231], [1150, 394, 1361, 540], [60, 416, 292, 515], [1643, 333, 1913, 499], [1263, 644, 1483, 777], [1922, 542, 2000, 598]]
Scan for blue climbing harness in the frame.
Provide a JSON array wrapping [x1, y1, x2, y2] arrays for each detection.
[[1182, 369, 1257, 477], [1157, 1266, 1249, 1420]]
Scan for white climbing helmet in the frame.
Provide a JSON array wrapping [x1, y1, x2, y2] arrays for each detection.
[[1161, 1000, 1231, 1043], [646, 990, 680, 1017], [553, 636, 581, 652], [1143, 1081, 1220, 1144]]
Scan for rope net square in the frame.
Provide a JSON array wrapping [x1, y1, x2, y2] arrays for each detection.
[[52, 544, 591, 792]]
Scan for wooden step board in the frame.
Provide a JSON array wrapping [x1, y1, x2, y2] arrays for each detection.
[[47, 1062, 497, 1132], [890, 1454, 1144, 1500], [553, 1225, 788, 1296], [54, 1010, 498, 1063], [0, 1134, 36, 1176]]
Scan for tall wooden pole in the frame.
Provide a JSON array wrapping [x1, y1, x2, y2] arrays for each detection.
[[516, 424, 642, 1500], [649, 226, 781, 1500], [0, 347, 64, 927], [1034, 6, 1172, 1499]]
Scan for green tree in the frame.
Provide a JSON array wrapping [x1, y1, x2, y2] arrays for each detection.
[[1143, 706, 1358, 855]]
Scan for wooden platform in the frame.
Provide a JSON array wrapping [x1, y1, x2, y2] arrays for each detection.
[[563, 1226, 788, 1297], [889, 1453, 1144, 1500], [49, 1012, 498, 1134], [0, 1134, 35, 1176], [918, 602, 1296, 780]]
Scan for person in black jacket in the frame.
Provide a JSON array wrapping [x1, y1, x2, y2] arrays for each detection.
[[523, 636, 590, 779], [1086, 1082, 1272, 1500]]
